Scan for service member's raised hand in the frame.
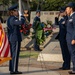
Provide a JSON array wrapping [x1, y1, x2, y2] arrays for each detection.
[[71, 40, 75, 45]]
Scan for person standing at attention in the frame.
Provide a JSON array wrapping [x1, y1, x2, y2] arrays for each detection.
[[66, 2, 75, 74], [32, 10, 42, 51], [7, 4, 25, 74]]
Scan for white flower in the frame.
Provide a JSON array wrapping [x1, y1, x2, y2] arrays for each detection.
[[47, 24, 51, 28], [30, 28, 34, 33]]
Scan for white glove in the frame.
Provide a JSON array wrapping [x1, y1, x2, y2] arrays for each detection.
[[19, 11, 22, 16]]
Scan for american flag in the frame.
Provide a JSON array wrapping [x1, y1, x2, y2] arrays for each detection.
[[0, 23, 11, 64]]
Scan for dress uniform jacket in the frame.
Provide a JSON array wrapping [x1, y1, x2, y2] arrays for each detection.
[[7, 16, 23, 42], [32, 16, 40, 30], [7, 15, 24, 72], [66, 13, 75, 44], [58, 16, 67, 40], [66, 12, 75, 71]]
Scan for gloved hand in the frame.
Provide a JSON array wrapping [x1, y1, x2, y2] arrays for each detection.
[[19, 11, 22, 16], [21, 16, 26, 24]]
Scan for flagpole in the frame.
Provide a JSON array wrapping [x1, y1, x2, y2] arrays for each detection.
[[19, 0, 21, 20]]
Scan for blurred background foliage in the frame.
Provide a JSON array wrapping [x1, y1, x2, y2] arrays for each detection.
[[0, 0, 75, 11]]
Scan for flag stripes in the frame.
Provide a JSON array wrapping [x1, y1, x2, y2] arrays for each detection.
[[0, 24, 11, 64]]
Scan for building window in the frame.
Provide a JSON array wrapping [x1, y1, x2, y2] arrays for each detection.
[[55, 12, 59, 15], [44, 12, 48, 15], [50, 12, 54, 15]]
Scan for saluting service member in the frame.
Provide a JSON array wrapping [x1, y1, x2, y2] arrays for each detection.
[[55, 7, 71, 70]]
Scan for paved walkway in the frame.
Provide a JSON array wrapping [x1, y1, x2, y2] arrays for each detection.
[[0, 67, 60, 75]]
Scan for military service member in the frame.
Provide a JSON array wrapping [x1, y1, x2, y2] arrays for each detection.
[[55, 7, 71, 70], [7, 4, 25, 74], [66, 2, 75, 74], [32, 10, 42, 51]]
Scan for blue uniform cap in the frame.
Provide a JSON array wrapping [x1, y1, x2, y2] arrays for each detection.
[[8, 4, 18, 10], [60, 7, 66, 13], [66, 2, 75, 8], [36, 10, 40, 13]]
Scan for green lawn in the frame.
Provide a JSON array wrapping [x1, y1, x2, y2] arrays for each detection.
[[20, 51, 39, 58]]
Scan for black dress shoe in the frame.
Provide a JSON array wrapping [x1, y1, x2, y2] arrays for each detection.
[[59, 67, 63, 69], [35, 49, 42, 51], [10, 71, 22, 74], [59, 67, 70, 70], [63, 68, 70, 70], [10, 72, 15, 74], [69, 71, 75, 74], [16, 71, 22, 74]]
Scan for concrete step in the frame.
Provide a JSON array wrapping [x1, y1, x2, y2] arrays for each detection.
[[37, 42, 63, 62], [21, 33, 53, 49], [37, 54, 63, 62]]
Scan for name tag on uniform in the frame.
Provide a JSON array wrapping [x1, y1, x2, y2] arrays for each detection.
[[62, 21, 65, 24], [69, 19, 73, 22]]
